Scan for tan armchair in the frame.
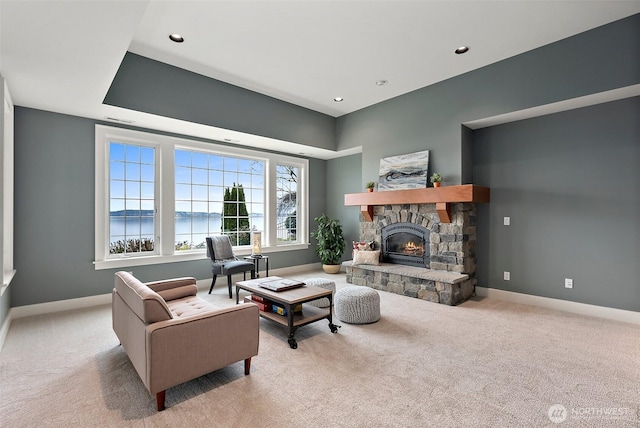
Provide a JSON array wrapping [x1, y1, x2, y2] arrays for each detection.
[[112, 271, 259, 410]]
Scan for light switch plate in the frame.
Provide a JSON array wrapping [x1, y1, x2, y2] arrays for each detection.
[[504, 217, 510, 226]]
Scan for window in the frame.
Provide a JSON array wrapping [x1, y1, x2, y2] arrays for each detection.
[[95, 125, 308, 269], [276, 164, 299, 244], [174, 149, 264, 250], [109, 143, 156, 255]]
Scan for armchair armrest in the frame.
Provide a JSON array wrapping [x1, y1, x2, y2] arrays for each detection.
[[146, 277, 197, 302], [144, 303, 260, 394]]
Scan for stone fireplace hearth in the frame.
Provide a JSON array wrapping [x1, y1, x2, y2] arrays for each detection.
[[345, 202, 478, 305]]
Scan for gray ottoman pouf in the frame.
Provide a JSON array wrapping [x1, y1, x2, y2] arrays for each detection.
[[304, 278, 336, 308], [335, 286, 381, 324]]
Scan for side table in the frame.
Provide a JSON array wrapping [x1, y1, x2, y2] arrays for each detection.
[[244, 255, 269, 277]]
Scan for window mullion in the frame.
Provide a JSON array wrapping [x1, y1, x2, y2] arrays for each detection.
[[266, 160, 277, 247], [160, 142, 175, 256]]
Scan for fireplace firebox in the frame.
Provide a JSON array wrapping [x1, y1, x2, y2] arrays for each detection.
[[381, 223, 430, 268]]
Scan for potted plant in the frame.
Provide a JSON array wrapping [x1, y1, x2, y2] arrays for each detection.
[[365, 181, 376, 192], [430, 173, 443, 188], [310, 214, 345, 274]]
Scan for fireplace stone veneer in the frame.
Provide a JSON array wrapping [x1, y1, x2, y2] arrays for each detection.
[[345, 202, 477, 305]]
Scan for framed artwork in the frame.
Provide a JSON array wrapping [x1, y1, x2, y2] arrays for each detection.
[[378, 150, 430, 191]]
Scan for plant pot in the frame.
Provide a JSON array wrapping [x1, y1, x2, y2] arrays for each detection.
[[433, 182, 441, 188], [367, 188, 374, 192], [322, 264, 341, 274]]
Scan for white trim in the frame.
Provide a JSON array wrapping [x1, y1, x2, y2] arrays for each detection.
[[2, 78, 15, 292], [475, 287, 640, 325], [94, 243, 310, 270], [1, 269, 16, 297], [464, 84, 640, 130], [6, 263, 321, 319], [11, 293, 113, 320]]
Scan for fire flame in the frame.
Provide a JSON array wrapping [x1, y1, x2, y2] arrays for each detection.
[[402, 241, 424, 254]]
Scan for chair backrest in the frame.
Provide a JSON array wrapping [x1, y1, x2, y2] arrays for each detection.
[[114, 271, 173, 324], [206, 235, 236, 262]]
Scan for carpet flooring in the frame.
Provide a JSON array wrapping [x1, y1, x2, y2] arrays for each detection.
[[1, 271, 638, 427]]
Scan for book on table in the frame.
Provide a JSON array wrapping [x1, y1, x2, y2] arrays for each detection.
[[257, 276, 305, 292]]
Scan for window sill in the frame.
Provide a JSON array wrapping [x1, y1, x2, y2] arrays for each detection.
[[94, 243, 310, 270], [1, 270, 16, 297]]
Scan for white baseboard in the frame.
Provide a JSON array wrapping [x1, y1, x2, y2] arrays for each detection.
[[11, 263, 323, 317], [11, 293, 113, 320], [2, 293, 115, 350], [475, 286, 640, 325], [0, 264, 324, 351]]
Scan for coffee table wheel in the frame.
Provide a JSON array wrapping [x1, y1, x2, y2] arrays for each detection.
[[329, 323, 340, 333], [288, 338, 298, 349]]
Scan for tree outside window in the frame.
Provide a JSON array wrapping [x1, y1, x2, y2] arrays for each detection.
[[276, 164, 299, 243]]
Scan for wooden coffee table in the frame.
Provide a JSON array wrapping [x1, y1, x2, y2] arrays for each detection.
[[236, 277, 340, 349]]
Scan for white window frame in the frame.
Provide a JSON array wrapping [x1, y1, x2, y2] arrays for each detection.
[[1, 78, 16, 294], [94, 125, 309, 270]]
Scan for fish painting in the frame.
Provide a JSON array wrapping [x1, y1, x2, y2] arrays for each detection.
[[378, 150, 429, 191]]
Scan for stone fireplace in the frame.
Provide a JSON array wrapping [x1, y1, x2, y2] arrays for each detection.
[[345, 202, 478, 305]]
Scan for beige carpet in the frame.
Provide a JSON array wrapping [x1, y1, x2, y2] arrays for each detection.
[[1, 271, 638, 427]]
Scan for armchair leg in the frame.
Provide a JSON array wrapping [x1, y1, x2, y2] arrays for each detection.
[[208, 275, 217, 294], [244, 357, 252, 375], [227, 275, 233, 299], [156, 390, 166, 411]]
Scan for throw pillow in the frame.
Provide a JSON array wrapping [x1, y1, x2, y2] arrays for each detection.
[[352, 249, 381, 266]]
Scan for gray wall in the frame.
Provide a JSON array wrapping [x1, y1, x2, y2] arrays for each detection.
[[7, 14, 640, 313], [105, 53, 336, 151], [328, 14, 640, 311], [473, 97, 640, 312], [325, 153, 362, 262], [335, 14, 640, 186], [11, 107, 325, 307]]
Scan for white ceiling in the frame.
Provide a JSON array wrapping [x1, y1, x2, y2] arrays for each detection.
[[1, 1, 639, 158]]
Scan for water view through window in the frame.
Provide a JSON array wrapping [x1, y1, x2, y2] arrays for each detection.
[[98, 125, 309, 268], [109, 142, 155, 255]]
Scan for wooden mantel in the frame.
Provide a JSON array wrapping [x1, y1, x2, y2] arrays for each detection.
[[344, 184, 490, 223]]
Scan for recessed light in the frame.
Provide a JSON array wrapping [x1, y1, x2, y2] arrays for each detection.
[[334, 97, 344, 102], [455, 46, 469, 54], [169, 33, 185, 43], [376, 80, 388, 86]]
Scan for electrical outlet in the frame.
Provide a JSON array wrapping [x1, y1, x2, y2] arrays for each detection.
[[504, 216, 510, 226], [565, 278, 573, 289], [504, 271, 510, 281]]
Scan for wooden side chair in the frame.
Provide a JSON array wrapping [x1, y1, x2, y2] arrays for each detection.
[[206, 236, 256, 298]]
